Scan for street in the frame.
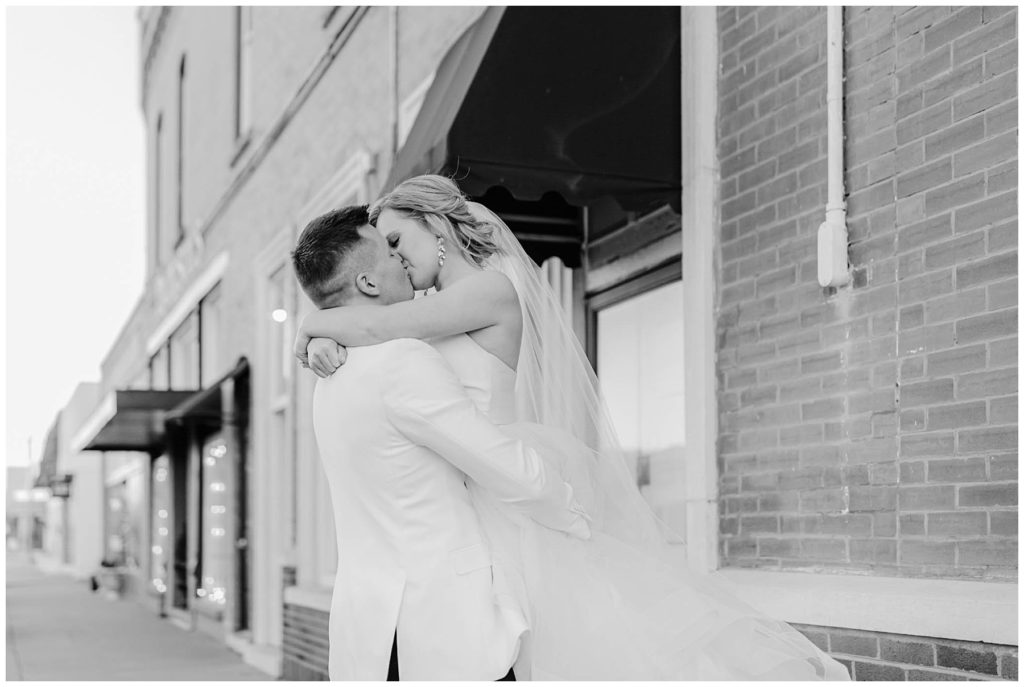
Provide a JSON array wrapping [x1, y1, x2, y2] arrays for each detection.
[[6, 550, 273, 680]]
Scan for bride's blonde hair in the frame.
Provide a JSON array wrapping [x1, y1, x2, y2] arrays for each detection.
[[368, 175, 500, 265]]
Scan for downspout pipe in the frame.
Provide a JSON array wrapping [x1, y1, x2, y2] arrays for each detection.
[[817, 5, 851, 287]]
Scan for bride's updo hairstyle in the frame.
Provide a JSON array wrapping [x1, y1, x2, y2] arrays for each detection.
[[368, 175, 500, 266]]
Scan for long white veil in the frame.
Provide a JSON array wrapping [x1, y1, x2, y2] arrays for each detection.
[[469, 201, 682, 555], [466, 201, 849, 681]]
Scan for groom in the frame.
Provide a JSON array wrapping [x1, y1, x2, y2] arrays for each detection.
[[291, 205, 591, 681]]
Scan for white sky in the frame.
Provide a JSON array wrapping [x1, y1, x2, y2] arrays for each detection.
[[6, 6, 146, 467]]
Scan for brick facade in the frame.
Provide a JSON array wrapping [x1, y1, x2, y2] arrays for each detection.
[[718, 4, 1016, 679], [793, 623, 1018, 682], [717, 4, 1017, 580]]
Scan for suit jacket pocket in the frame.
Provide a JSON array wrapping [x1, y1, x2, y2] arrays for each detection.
[[451, 543, 492, 575]]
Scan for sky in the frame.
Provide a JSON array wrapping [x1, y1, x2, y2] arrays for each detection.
[[6, 7, 146, 467]]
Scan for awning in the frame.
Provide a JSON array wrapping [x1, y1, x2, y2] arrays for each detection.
[[166, 357, 250, 431], [386, 7, 681, 215], [77, 389, 196, 453], [33, 418, 60, 488], [386, 6, 506, 187]]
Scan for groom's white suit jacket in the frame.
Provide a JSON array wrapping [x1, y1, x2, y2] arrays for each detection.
[[312, 338, 588, 681]]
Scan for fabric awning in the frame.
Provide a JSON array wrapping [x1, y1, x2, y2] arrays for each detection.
[[386, 7, 681, 216], [77, 390, 196, 453], [385, 7, 507, 190], [33, 418, 60, 488], [166, 357, 250, 431]]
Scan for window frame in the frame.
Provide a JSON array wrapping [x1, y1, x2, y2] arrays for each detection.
[[585, 258, 682, 371], [233, 6, 254, 153], [176, 55, 187, 247], [153, 113, 164, 268]]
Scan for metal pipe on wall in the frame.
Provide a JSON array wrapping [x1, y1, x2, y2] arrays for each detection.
[[816, 5, 851, 288]]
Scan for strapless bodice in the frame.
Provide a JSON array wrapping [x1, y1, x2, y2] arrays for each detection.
[[429, 334, 518, 425]]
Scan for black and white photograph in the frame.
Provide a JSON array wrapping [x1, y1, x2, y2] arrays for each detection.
[[5, 4, 1018, 682]]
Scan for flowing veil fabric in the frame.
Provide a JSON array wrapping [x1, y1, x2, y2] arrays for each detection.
[[462, 201, 850, 681]]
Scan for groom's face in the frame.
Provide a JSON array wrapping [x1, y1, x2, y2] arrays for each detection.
[[360, 226, 415, 304]]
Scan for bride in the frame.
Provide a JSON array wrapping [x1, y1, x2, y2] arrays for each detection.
[[293, 174, 850, 681]]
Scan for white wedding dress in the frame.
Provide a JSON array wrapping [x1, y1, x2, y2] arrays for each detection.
[[431, 331, 850, 681]]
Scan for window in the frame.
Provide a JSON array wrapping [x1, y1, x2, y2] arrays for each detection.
[[150, 344, 170, 391], [234, 7, 253, 140], [200, 285, 222, 387], [198, 435, 231, 609], [176, 56, 187, 244], [168, 312, 200, 390], [150, 457, 171, 596], [153, 113, 163, 267], [591, 264, 686, 544]]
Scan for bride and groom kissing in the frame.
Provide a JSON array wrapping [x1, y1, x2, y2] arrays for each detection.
[[290, 175, 850, 681]]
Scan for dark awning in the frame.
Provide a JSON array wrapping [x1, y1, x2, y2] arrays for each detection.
[[77, 390, 196, 453], [166, 357, 250, 431], [34, 418, 60, 488], [386, 7, 506, 188], [385, 7, 681, 216]]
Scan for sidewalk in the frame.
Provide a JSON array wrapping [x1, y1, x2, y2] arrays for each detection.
[[6, 550, 274, 681]]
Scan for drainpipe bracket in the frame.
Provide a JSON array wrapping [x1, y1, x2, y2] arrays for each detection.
[[817, 212, 851, 288]]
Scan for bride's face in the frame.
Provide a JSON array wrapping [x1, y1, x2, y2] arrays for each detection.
[[375, 208, 440, 290]]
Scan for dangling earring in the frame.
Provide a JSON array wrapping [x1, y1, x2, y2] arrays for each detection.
[[436, 235, 446, 267]]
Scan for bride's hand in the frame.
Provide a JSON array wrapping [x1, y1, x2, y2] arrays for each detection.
[[307, 338, 348, 378], [293, 326, 314, 368]]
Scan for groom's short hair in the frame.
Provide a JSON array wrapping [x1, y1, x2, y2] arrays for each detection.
[[292, 205, 375, 307]]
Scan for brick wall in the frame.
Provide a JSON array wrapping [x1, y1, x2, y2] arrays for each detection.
[[792, 623, 1018, 681], [717, 5, 1017, 580]]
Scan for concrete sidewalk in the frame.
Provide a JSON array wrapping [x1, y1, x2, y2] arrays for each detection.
[[6, 551, 273, 681]]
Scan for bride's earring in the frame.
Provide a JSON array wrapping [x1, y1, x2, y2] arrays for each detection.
[[436, 235, 446, 267]]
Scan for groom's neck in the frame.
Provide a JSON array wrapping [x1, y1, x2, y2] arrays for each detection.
[[326, 293, 386, 309]]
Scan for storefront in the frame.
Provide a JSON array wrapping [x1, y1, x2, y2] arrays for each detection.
[[75, 359, 251, 639]]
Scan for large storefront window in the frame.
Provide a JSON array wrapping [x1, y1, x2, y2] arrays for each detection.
[[198, 434, 231, 609], [105, 464, 146, 568], [150, 457, 171, 594], [595, 276, 686, 543]]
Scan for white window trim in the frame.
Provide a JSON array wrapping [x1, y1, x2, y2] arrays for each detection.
[[680, 5, 719, 578], [679, 7, 1018, 648], [713, 569, 1017, 646], [251, 228, 296, 649]]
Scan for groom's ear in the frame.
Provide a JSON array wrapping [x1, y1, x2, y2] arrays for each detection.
[[354, 271, 381, 297]]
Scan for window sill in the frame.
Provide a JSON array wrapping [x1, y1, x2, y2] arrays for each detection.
[[283, 584, 332, 613], [712, 568, 1018, 645]]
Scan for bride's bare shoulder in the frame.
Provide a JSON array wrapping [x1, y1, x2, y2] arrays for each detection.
[[456, 269, 519, 306]]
